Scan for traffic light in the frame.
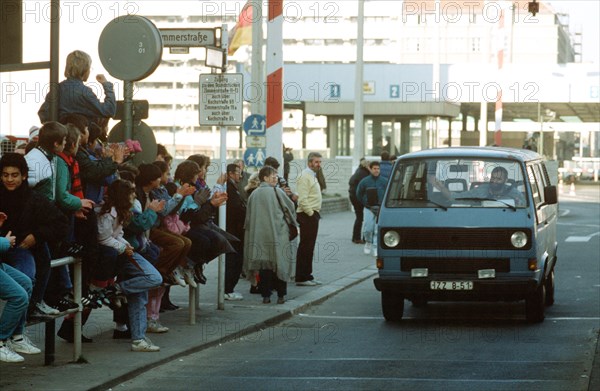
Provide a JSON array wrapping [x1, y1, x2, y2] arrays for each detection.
[[528, 1, 539, 16]]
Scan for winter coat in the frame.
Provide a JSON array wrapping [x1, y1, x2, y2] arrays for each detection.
[[38, 78, 116, 124], [356, 174, 388, 208], [76, 148, 118, 203], [226, 179, 246, 242], [0, 184, 69, 247], [55, 155, 83, 212], [243, 182, 297, 282], [348, 166, 370, 200]]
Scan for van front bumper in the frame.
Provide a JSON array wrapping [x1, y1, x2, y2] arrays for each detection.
[[373, 276, 540, 302]]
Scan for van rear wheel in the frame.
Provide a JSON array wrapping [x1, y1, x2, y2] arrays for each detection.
[[381, 291, 404, 321], [525, 284, 546, 323]]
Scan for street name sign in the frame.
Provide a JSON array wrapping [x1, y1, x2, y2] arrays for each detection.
[[160, 28, 217, 47], [199, 73, 243, 126]]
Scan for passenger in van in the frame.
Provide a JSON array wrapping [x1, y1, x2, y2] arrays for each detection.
[[431, 166, 526, 207]]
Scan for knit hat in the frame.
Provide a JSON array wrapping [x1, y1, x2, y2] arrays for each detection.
[[29, 126, 40, 141], [135, 163, 162, 187]]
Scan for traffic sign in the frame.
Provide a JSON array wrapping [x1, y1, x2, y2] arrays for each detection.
[[159, 28, 217, 47], [199, 73, 243, 126], [243, 147, 266, 168], [243, 114, 266, 136], [246, 136, 266, 148]]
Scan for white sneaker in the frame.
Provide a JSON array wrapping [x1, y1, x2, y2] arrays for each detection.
[[146, 319, 169, 333], [172, 267, 187, 287], [180, 266, 197, 288], [372, 246, 378, 257], [0, 344, 24, 363], [131, 337, 160, 352], [363, 242, 372, 255], [224, 292, 243, 301], [8, 335, 41, 355], [36, 300, 60, 315]]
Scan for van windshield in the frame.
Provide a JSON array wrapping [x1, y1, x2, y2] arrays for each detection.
[[385, 158, 528, 209]]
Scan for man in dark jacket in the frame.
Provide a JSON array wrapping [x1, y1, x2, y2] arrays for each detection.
[[348, 158, 370, 244], [356, 161, 387, 257], [0, 153, 69, 318], [224, 164, 246, 300]]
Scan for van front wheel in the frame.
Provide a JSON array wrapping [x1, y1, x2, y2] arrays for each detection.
[[545, 269, 555, 306], [381, 291, 404, 321], [525, 284, 546, 323]]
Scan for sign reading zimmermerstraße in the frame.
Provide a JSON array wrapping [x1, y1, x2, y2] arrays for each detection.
[[199, 73, 243, 126], [160, 28, 217, 47]]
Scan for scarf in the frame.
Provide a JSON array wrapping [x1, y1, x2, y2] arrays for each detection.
[[57, 151, 84, 199]]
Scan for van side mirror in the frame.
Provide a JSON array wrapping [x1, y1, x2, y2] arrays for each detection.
[[544, 185, 558, 205]]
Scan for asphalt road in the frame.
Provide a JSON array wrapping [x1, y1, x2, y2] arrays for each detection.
[[116, 197, 600, 391]]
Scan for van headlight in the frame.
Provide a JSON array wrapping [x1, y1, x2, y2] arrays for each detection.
[[383, 231, 400, 247], [511, 231, 528, 248]]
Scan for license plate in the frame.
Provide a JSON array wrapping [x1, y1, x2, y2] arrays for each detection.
[[430, 281, 473, 290]]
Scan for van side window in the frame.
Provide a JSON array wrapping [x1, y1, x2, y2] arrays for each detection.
[[533, 164, 546, 204], [527, 165, 542, 205]]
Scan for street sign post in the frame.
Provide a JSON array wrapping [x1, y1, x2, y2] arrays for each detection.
[[199, 73, 243, 126]]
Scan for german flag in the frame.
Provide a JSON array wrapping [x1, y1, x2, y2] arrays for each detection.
[[228, 1, 253, 55]]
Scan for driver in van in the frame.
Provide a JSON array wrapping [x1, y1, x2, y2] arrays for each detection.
[[430, 166, 526, 207]]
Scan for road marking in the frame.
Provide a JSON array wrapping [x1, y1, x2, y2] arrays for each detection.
[[558, 223, 600, 227], [565, 231, 600, 242], [559, 209, 570, 217], [297, 314, 600, 321]]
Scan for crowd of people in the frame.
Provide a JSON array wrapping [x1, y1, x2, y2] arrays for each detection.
[[1, 49, 329, 362]]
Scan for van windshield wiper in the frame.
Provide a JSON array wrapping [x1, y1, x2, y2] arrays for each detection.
[[390, 197, 448, 211], [454, 197, 517, 211]]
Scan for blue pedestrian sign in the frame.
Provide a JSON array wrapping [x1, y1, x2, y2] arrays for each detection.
[[244, 147, 266, 168], [243, 114, 266, 136], [330, 84, 341, 98]]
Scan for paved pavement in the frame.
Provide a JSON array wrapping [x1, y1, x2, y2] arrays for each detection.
[[0, 209, 378, 391]]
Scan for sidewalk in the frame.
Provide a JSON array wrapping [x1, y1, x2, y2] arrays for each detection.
[[0, 210, 377, 391]]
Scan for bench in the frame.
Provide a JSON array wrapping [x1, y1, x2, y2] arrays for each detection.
[[0, 256, 82, 365]]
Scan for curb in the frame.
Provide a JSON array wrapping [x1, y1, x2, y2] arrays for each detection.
[[90, 266, 378, 391]]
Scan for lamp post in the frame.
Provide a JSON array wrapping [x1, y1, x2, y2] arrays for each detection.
[[537, 103, 555, 157]]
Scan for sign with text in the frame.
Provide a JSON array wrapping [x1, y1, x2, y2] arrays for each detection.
[[199, 73, 243, 126], [246, 136, 266, 148], [160, 28, 217, 47]]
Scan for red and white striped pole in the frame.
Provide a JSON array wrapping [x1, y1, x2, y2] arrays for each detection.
[[266, 0, 283, 165], [494, 3, 506, 146]]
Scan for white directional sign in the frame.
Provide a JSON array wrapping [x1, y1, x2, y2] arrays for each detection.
[[246, 136, 267, 148], [160, 28, 217, 47], [199, 73, 243, 126]]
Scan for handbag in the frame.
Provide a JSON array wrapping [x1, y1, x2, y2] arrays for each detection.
[[161, 193, 190, 235], [274, 187, 298, 241]]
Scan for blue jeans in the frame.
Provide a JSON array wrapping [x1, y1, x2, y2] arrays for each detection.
[[362, 207, 377, 245], [1, 247, 36, 280], [119, 253, 162, 341], [0, 264, 32, 340], [0, 245, 48, 305]]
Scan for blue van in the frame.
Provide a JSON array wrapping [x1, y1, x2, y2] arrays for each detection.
[[373, 147, 558, 322]]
